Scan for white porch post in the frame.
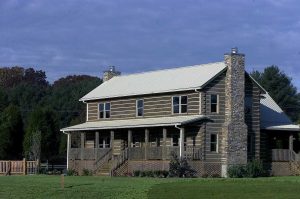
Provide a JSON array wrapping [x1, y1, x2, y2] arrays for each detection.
[[66, 132, 71, 170], [128, 130, 132, 148], [289, 134, 294, 151], [179, 128, 185, 158]]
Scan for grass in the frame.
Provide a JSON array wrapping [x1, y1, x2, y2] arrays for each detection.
[[1, 176, 300, 199]]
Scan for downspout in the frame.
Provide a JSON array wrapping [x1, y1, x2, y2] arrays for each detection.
[[175, 124, 184, 158], [62, 131, 69, 170]]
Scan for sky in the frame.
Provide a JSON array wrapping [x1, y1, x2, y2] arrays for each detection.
[[0, 0, 300, 89]]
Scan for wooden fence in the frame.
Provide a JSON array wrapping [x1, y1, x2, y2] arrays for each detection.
[[0, 159, 39, 175]]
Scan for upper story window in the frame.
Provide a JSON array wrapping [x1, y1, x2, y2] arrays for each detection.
[[172, 96, 188, 114], [99, 102, 111, 119], [136, 99, 144, 117], [210, 94, 219, 113]]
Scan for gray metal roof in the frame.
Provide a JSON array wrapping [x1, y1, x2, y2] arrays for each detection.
[[260, 93, 299, 131], [80, 62, 226, 101], [61, 115, 206, 132]]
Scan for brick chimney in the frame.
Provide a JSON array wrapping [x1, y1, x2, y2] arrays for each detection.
[[221, 47, 248, 177], [103, 66, 121, 82]]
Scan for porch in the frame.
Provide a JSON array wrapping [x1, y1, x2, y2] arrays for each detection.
[[67, 126, 203, 162]]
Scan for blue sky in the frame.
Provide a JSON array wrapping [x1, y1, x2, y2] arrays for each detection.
[[0, 0, 300, 88]]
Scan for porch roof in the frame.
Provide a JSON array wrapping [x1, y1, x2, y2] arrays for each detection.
[[61, 115, 207, 132], [260, 93, 300, 131]]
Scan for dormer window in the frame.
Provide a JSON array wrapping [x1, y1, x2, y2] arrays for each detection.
[[136, 99, 144, 117], [172, 96, 188, 114], [99, 102, 111, 119]]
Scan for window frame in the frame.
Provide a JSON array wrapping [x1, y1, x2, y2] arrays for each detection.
[[210, 94, 219, 113], [136, 99, 144, 117], [98, 102, 111, 119], [210, 133, 218, 153], [172, 95, 188, 114]]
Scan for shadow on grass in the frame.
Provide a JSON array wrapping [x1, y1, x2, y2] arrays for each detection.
[[65, 183, 94, 188]]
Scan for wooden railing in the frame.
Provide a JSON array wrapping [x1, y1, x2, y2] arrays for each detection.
[[0, 159, 38, 175], [94, 148, 112, 172], [272, 149, 290, 161], [185, 146, 203, 160], [110, 148, 128, 176]]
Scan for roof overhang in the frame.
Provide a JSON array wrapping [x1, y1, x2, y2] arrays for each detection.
[[61, 115, 208, 132], [262, 124, 300, 132]]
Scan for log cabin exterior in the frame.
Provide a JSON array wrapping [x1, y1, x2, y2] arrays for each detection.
[[61, 48, 300, 177]]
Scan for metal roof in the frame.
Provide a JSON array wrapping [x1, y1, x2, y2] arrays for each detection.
[[260, 93, 299, 131], [80, 62, 226, 101], [61, 115, 207, 132]]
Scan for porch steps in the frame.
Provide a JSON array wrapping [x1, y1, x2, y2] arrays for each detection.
[[96, 161, 111, 176]]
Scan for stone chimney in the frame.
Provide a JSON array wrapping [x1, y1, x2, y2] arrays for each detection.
[[221, 47, 248, 177], [103, 66, 121, 82]]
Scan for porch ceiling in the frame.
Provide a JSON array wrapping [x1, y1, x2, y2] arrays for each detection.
[[61, 115, 207, 132]]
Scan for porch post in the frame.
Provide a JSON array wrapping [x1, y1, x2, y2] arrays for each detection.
[[163, 128, 167, 160], [80, 132, 85, 160], [289, 134, 294, 152], [110, 130, 114, 159], [179, 128, 185, 158], [95, 131, 99, 160], [128, 130, 132, 148], [66, 133, 71, 170], [145, 129, 149, 160]]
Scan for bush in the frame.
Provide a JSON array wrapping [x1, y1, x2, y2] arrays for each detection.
[[228, 160, 268, 178], [140, 171, 146, 177], [245, 160, 268, 178], [133, 170, 141, 177], [162, 170, 169, 178], [145, 171, 154, 177], [67, 169, 78, 176], [82, 169, 93, 176], [169, 151, 196, 178]]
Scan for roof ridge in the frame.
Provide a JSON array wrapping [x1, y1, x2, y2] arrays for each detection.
[[112, 61, 224, 79]]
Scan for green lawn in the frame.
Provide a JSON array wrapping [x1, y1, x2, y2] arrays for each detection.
[[1, 176, 300, 199]]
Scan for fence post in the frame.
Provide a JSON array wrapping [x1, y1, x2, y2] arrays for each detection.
[[23, 158, 26, 175]]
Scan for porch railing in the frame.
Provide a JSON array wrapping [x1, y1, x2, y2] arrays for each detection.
[[94, 148, 112, 172], [110, 147, 128, 176]]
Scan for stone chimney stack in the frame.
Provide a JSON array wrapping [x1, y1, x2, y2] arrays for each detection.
[[221, 47, 248, 177], [103, 66, 121, 82]]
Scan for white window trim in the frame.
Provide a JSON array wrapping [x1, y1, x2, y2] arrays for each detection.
[[136, 99, 144, 117], [210, 94, 219, 114], [98, 102, 111, 119], [86, 103, 89, 122], [172, 95, 188, 114], [199, 92, 202, 114]]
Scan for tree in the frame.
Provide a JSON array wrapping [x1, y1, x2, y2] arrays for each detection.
[[251, 65, 300, 122], [0, 105, 24, 159], [23, 107, 59, 161]]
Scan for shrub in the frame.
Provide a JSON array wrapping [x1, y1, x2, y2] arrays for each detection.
[[145, 171, 154, 177], [162, 170, 169, 178], [201, 173, 209, 178], [228, 160, 268, 178], [211, 173, 220, 178], [169, 151, 196, 178], [245, 160, 268, 178], [82, 169, 93, 176], [140, 171, 146, 177], [67, 169, 78, 176], [133, 170, 141, 177]]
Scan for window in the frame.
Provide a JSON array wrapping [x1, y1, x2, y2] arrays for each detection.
[[99, 102, 111, 119], [172, 96, 188, 114], [210, 134, 218, 152], [85, 133, 95, 148], [136, 99, 144, 117], [99, 136, 110, 148], [210, 94, 218, 113]]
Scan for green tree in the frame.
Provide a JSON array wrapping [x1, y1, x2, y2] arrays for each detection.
[[251, 65, 300, 122], [23, 107, 59, 161], [0, 105, 24, 159]]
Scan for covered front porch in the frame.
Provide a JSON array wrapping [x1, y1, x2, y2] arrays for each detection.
[[61, 115, 208, 173]]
